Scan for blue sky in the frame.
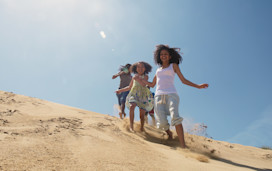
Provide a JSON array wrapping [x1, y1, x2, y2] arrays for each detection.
[[1, 0, 271, 147]]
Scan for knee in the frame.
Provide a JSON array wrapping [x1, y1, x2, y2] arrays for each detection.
[[129, 103, 136, 110]]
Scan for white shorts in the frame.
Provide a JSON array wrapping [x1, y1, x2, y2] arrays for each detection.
[[154, 93, 183, 130]]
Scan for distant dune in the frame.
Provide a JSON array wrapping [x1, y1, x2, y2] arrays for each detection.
[[0, 90, 271, 170]]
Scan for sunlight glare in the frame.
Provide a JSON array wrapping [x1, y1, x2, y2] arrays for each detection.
[[100, 31, 106, 39]]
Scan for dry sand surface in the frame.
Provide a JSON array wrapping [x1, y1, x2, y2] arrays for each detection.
[[0, 90, 271, 171]]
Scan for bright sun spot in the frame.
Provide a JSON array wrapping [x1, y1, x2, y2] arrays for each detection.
[[99, 31, 106, 39]]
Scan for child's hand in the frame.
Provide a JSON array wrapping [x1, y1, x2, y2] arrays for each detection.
[[198, 84, 209, 89], [115, 90, 121, 94]]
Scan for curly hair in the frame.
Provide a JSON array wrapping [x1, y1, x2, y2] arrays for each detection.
[[154, 44, 183, 65], [131, 61, 152, 74]]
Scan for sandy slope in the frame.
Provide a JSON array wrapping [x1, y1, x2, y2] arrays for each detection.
[[0, 90, 271, 171]]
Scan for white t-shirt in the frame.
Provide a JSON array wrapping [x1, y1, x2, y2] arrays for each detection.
[[155, 63, 177, 95]]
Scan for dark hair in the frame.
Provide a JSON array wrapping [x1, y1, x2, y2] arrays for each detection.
[[154, 44, 183, 65], [119, 63, 131, 71], [131, 61, 152, 74]]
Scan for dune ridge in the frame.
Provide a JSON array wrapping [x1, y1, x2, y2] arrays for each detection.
[[0, 90, 271, 170]]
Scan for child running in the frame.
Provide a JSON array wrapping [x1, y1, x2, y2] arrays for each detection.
[[112, 64, 132, 119], [143, 45, 209, 148], [116, 61, 154, 132]]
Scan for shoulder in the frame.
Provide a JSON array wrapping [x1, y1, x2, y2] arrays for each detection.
[[155, 67, 161, 73], [172, 63, 178, 68]]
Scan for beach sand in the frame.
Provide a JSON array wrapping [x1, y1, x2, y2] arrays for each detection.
[[0, 90, 271, 170]]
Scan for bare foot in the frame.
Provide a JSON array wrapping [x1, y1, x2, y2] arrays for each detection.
[[140, 127, 145, 132], [123, 113, 126, 118], [129, 127, 135, 133], [119, 112, 123, 119], [166, 130, 173, 140], [181, 145, 188, 149]]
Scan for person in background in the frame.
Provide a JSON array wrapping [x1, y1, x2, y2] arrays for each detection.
[[116, 61, 154, 132], [112, 63, 132, 119]]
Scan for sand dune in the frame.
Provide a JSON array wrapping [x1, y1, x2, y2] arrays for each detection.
[[0, 90, 271, 171]]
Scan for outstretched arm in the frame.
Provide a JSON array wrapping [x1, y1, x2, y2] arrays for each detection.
[[115, 78, 133, 94], [142, 76, 156, 88], [112, 71, 124, 79], [173, 63, 208, 89]]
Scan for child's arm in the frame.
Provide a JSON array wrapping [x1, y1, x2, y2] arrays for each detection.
[[173, 63, 208, 89], [142, 76, 157, 88], [112, 71, 125, 79], [116, 78, 133, 94]]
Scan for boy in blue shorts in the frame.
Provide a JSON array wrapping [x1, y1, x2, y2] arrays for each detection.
[[112, 64, 132, 119]]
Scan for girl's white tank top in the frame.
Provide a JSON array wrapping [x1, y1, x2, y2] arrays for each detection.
[[155, 63, 177, 95]]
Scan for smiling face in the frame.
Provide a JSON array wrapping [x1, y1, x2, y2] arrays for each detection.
[[160, 49, 171, 64], [136, 62, 146, 75]]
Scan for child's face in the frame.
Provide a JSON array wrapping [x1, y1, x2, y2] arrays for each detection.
[[136, 63, 145, 75], [160, 49, 171, 63]]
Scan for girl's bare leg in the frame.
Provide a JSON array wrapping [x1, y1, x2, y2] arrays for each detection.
[[175, 124, 186, 148], [118, 105, 122, 119], [129, 103, 136, 132], [139, 109, 145, 131]]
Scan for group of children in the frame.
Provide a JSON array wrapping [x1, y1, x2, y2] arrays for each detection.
[[112, 44, 209, 148]]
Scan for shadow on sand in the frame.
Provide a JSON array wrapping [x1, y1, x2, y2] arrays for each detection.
[[216, 158, 272, 171], [137, 125, 272, 171]]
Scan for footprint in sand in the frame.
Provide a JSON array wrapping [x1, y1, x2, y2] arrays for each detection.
[[0, 119, 9, 126], [0, 109, 19, 116], [263, 154, 272, 159]]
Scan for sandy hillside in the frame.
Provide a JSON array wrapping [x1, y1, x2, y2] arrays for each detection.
[[0, 90, 271, 171]]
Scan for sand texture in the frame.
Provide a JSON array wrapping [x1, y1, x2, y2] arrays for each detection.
[[0, 90, 271, 171]]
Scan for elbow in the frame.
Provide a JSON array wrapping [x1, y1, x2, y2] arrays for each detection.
[[181, 78, 188, 84], [150, 83, 155, 88]]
